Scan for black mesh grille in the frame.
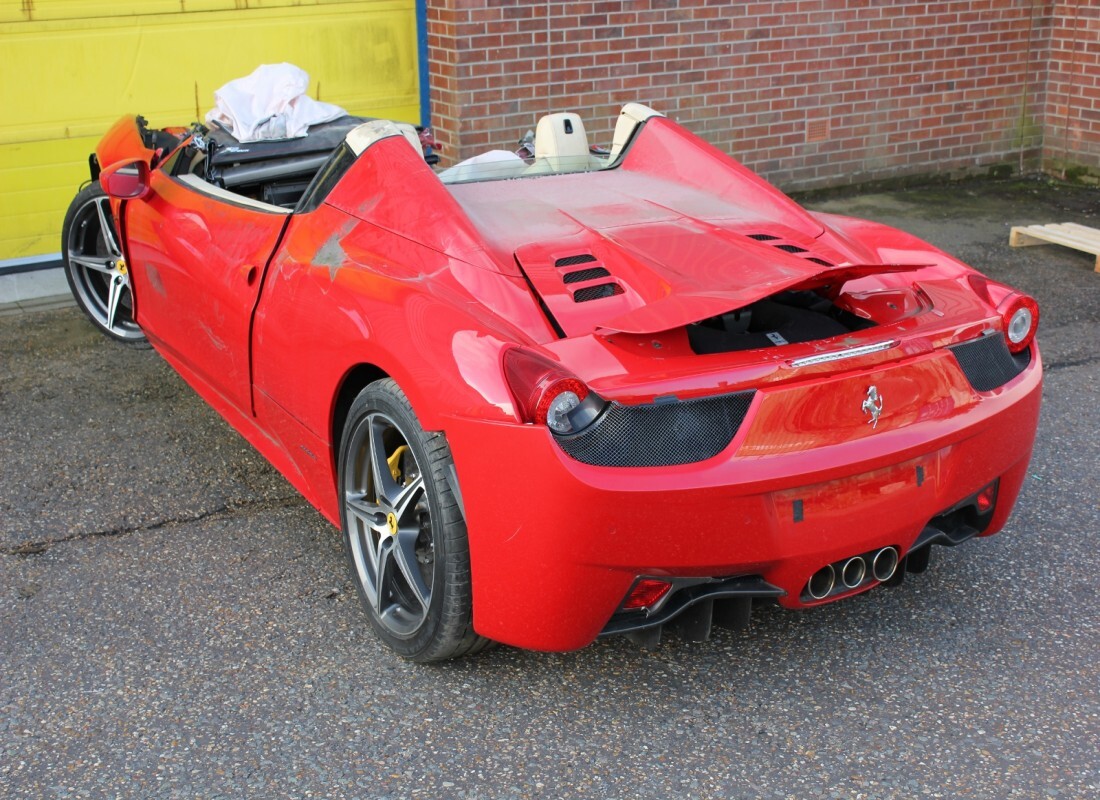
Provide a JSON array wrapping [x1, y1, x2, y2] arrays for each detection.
[[555, 254, 597, 268], [776, 244, 807, 253], [747, 233, 779, 241], [562, 267, 612, 284], [949, 334, 1030, 392], [573, 283, 624, 302], [555, 391, 755, 467], [806, 257, 833, 266]]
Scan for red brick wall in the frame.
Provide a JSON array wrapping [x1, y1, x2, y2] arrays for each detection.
[[1043, 1, 1100, 178], [426, 1, 1070, 190]]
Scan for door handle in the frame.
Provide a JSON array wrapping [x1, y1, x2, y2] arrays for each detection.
[[242, 264, 258, 285]]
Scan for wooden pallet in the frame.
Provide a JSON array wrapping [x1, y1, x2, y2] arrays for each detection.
[[1009, 222, 1100, 272]]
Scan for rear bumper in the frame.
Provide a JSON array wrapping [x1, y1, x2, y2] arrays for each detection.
[[445, 345, 1042, 651]]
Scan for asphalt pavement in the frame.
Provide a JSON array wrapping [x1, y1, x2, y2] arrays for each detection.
[[2, 178, 1097, 799]]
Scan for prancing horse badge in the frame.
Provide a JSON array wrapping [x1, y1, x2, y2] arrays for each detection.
[[862, 385, 883, 429]]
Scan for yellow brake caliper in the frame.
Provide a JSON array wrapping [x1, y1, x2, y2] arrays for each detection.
[[383, 445, 410, 538], [387, 445, 409, 483]]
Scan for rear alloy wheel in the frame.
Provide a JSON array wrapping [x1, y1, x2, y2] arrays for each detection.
[[62, 183, 148, 346], [339, 379, 488, 661]]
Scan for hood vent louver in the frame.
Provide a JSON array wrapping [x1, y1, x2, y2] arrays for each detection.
[[563, 266, 611, 284], [553, 253, 625, 303], [574, 283, 624, 302], [747, 232, 835, 268], [555, 254, 597, 268]]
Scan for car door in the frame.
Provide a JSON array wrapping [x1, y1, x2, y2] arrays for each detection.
[[123, 170, 290, 414]]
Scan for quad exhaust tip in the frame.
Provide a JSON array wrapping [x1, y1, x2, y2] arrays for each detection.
[[841, 556, 867, 589], [805, 545, 902, 601], [872, 546, 900, 582], [807, 564, 836, 600]]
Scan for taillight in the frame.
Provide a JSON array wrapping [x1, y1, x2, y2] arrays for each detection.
[[622, 579, 672, 610], [998, 293, 1039, 353], [975, 482, 997, 514], [502, 348, 606, 434]]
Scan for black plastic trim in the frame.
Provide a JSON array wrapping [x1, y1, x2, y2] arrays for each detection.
[[911, 481, 997, 550], [600, 575, 785, 637], [949, 333, 1030, 392], [555, 389, 755, 467], [296, 144, 357, 213]]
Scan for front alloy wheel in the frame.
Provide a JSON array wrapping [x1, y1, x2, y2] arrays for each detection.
[[339, 379, 488, 661], [61, 184, 147, 346]]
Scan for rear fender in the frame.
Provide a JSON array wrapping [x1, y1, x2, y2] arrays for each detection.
[[252, 209, 537, 437]]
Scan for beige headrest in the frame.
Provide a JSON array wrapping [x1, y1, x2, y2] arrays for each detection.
[[534, 112, 591, 166]]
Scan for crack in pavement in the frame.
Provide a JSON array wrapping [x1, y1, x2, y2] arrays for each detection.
[[3, 495, 306, 557], [1043, 355, 1100, 373]]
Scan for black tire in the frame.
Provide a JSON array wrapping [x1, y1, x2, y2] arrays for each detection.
[[61, 183, 149, 347], [338, 379, 489, 661]]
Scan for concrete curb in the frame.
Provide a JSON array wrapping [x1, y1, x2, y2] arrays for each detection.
[[0, 268, 74, 316]]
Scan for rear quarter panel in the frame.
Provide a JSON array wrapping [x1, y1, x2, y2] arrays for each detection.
[[250, 203, 547, 519]]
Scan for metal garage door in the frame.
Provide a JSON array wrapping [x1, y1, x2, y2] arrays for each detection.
[[0, 0, 423, 265]]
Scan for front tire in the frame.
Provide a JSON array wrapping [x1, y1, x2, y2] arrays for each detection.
[[339, 379, 488, 661], [61, 183, 148, 346]]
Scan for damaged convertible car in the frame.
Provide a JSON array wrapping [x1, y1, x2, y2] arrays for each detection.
[[63, 104, 1042, 660]]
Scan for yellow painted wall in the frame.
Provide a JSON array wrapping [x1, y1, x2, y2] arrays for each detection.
[[0, 0, 419, 261]]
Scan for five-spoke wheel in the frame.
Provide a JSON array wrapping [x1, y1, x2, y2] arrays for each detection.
[[62, 184, 147, 345], [339, 379, 488, 661]]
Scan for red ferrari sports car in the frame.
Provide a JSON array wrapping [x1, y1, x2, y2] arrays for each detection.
[[63, 104, 1041, 660]]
